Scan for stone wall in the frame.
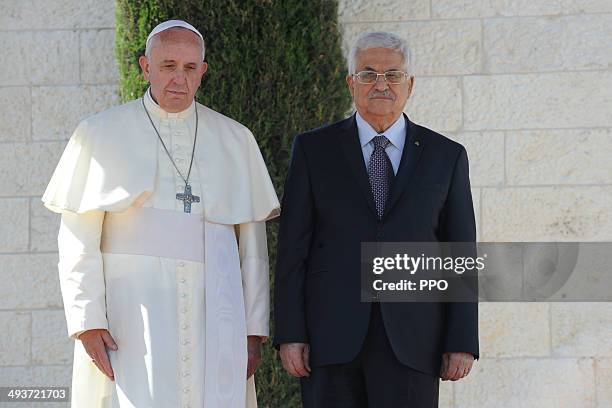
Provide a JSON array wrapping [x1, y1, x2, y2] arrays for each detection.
[[1, 0, 611, 406], [0, 1, 118, 406]]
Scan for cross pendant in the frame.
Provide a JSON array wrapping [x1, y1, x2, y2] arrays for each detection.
[[176, 184, 200, 213]]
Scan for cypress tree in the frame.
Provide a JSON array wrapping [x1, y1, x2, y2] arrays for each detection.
[[116, 1, 352, 406]]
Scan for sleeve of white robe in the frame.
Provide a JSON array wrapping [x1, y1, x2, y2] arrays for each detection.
[[57, 210, 108, 339], [236, 221, 270, 340]]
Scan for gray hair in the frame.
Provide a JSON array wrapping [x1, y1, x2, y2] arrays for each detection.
[[348, 31, 412, 75], [145, 27, 206, 61]]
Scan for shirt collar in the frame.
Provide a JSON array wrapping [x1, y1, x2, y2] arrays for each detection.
[[143, 87, 196, 120], [356, 111, 406, 150]]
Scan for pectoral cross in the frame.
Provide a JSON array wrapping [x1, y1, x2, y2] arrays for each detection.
[[176, 184, 200, 213]]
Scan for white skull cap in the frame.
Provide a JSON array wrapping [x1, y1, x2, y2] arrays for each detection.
[[146, 19, 204, 51]]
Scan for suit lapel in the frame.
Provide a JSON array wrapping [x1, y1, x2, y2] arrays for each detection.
[[384, 114, 424, 219], [338, 114, 377, 217]]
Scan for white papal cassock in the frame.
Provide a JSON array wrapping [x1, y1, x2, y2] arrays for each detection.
[[42, 89, 280, 408]]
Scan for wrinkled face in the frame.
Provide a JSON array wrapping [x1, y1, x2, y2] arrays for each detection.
[[346, 47, 413, 123], [139, 28, 207, 112]]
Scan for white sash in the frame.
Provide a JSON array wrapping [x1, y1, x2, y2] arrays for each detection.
[[100, 207, 204, 262], [204, 222, 249, 407]]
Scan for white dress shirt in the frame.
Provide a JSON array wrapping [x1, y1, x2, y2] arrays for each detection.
[[356, 111, 407, 175]]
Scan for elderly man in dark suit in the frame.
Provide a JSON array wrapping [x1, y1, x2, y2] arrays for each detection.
[[274, 31, 479, 407]]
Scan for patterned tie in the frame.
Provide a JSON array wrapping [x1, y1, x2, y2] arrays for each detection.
[[368, 135, 394, 219]]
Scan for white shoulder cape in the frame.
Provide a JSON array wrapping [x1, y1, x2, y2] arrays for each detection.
[[42, 98, 280, 224]]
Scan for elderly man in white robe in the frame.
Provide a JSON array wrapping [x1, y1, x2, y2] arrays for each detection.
[[42, 20, 280, 408]]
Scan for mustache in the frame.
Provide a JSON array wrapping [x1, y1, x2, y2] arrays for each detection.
[[368, 90, 395, 100]]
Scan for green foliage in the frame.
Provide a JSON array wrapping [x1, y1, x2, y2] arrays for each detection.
[[116, 0, 352, 406]]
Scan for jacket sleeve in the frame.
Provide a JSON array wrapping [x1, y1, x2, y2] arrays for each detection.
[[439, 146, 480, 359], [58, 210, 108, 339], [273, 135, 315, 348], [236, 221, 270, 340]]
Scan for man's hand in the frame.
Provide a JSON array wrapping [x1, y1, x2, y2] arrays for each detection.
[[247, 336, 263, 379], [440, 352, 474, 381], [78, 329, 118, 380], [279, 343, 310, 377]]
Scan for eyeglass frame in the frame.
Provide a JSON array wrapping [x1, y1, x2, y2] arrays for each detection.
[[351, 70, 412, 85]]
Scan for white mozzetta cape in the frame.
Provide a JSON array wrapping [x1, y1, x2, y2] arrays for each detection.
[[43, 96, 280, 408], [42, 98, 280, 223]]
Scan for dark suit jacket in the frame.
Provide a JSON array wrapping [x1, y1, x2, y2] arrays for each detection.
[[274, 113, 479, 376]]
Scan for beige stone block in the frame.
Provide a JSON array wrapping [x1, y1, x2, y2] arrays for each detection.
[[32, 85, 119, 140], [506, 129, 612, 185], [0, 401, 70, 408], [0, 142, 66, 196], [0, 365, 72, 408], [0, 31, 79, 86], [563, 14, 612, 71], [484, 15, 612, 73], [0, 0, 115, 30], [552, 303, 612, 357], [596, 358, 612, 406], [338, 0, 430, 22], [484, 17, 564, 73], [464, 72, 612, 130], [481, 187, 612, 241], [81, 29, 120, 84], [479, 303, 550, 357], [471, 187, 481, 239], [406, 76, 462, 132], [450, 132, 504, 187], [455, 358, 596, 408], [343, 20, 482, 76], [0, 87, 30, 142], [0, 312, 31, 365], [29, 365, 73, 387], [0, 32, 30, 85], [432, 0, 612, 18], [29, 31, 80, 86], [0, 366, 31, 386], [0, 254, 63, 309], [30, 198, 61, 252], [0, 198, 29, 253], [32, 310, 72, 365], [439, 381, 454, 408]]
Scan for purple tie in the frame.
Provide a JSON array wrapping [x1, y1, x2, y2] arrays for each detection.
[[368, 135, 394, 219]]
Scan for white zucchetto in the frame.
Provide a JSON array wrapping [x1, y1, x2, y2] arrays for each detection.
[[146, 19, 204, 52]]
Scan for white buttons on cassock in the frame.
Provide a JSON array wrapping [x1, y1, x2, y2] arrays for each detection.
[[157, 114, 200, 406]]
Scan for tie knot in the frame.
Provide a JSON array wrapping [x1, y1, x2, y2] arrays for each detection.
[[372, 135, 390, 150]]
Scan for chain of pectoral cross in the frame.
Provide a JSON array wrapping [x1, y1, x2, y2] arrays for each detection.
[[142, 97, 201, 213]]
